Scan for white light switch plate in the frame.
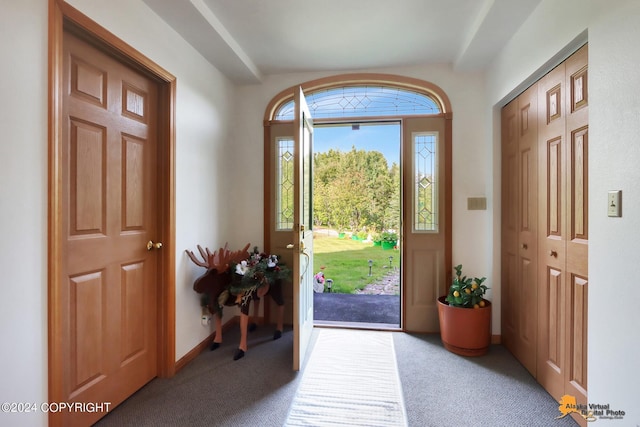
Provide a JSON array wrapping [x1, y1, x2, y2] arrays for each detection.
[[608, 191, 622, 217]]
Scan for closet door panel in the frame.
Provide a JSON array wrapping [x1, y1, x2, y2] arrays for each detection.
[[516, 84, 538, 375], [500, 48, 588, 419], [501, 99, 519, 354], [537, 63, 567, 399], [564, 45, 589, 420]]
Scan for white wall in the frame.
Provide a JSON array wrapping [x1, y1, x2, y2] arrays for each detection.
[[0, 2, 49, 427], [487, 0, 640, 423], [588, 1, 640, 423], [0, 1, 237, 425]]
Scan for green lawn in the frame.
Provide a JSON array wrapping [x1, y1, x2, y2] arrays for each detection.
[[312, 234, 400, 294]]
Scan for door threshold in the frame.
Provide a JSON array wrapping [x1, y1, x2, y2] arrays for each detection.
[[314, 319, 401, 331]]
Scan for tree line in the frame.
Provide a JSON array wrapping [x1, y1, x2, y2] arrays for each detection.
[[313, 147, 399, 234]]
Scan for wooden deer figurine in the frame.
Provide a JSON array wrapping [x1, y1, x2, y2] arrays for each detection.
[[186, 243, 285, 360]]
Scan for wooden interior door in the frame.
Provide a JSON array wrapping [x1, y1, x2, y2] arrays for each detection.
[[292, 87, 314, 370], [59, 30, 160, 426]]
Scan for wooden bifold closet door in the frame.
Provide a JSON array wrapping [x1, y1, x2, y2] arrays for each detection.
[[501, 44, 588, 427]]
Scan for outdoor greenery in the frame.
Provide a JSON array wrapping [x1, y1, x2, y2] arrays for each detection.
[[445, 264, 489, 308], [380, 230, 398, 243], [313, 147, 400, 234], [313, 234, 400, 294]]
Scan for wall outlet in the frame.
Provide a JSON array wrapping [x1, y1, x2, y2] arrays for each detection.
[[201, 306, 211, 326]]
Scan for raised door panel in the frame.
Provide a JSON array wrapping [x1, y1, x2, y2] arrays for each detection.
[[566, 274, 588, 427], [68, 271, 107, 398], [69, 120, 106, 235], [408, 248, 441, 331], [567, 275, 588, 394], [501, 252, 518, 349], [537, 266, 565, 399], [120, 262, 147, 363]]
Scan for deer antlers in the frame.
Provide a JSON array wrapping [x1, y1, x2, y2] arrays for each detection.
[[186, 243, 251, 272]]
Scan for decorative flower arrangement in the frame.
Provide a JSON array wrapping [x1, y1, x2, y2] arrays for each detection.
[[229, 246, 291, 294], [445, 264, 489, 308]]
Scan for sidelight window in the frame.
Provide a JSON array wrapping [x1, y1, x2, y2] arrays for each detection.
[[413, 132, 438, 231]]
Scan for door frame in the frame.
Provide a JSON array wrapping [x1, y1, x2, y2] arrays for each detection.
[[47, 1, 176, 424], [309, 118, 402, 328], [263, 74, 452, 331]]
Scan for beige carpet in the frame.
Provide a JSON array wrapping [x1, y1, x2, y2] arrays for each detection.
[[284, 328, 408, 426]]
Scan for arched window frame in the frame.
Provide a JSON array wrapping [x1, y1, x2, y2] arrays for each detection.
[[264, 73, 452, 123], [262, 73, 453, 305], [273, 85, 442, 120]]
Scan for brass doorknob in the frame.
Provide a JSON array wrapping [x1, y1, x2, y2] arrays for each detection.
[[147, 240, 163, 251]]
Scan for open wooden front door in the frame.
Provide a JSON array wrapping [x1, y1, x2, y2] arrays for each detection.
[[54, 29, 161, 426], [292, 87, 314, 371], [402, 116, 448, 332]]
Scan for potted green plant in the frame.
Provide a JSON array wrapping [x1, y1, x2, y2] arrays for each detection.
[[437, 264, 491, 356], [380, 230, 397, 250]]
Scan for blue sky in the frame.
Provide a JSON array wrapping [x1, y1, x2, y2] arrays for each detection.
[[313, 123, 400, 166]]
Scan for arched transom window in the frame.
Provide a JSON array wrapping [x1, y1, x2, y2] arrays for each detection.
[[274, 85, 442, 120]]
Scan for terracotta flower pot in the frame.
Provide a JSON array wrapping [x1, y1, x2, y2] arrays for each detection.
[[437, 296, 491, 356]]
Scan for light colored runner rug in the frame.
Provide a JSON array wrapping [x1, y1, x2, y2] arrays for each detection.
[[284, 329, 408, 427]]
